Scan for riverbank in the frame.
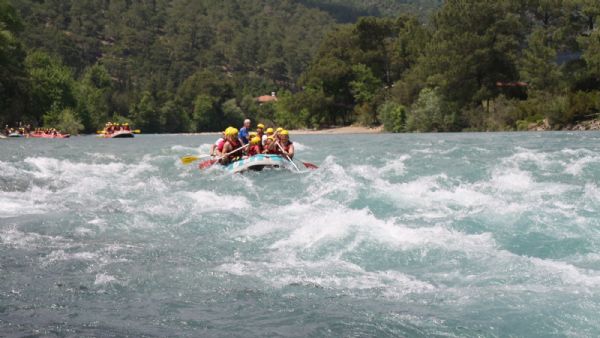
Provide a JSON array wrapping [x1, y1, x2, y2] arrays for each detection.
[[290, 125, 384, 135], [176, 125, 384, 136], [528, 118, 600, 131]]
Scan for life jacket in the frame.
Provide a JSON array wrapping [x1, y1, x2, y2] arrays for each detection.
[[247, 144, 261, 157], [263, 139, 277, 154], [216, 138, 226, 152], [224, 139, 243, 159], [275, 141, 293, 154]]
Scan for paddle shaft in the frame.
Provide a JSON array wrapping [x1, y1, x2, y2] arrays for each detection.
[[201, 143, 249, 168], [275, 141, 301, 172]]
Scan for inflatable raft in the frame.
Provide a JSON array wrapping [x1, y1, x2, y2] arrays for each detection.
[[29, 133, 70, 139], [101, 130, 134, 138], [200, 154, 292, 173]]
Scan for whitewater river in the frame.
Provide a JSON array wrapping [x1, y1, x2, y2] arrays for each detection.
[[1, 132, 600, 336]]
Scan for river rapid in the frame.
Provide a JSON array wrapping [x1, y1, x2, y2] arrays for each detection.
[[1, 132, 600, 337]]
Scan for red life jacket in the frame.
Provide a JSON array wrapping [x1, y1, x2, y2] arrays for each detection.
[[247, 145, 261, 157], [224, 139, 242, 159], [216, 139, 226, 152], [263, 140, 276, 154], [275, 141, 293, 154]]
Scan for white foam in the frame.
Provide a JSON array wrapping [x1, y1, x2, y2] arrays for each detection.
[[172, 143, 213, 154], [94, 273, 118, 285], [0, 160, 24, 179], [24, 157, 155, 183], [186, 190, 249, 212], [584, 183, 600, 205], [292, 141, 310, 151], [43, 250, 99, 264], [489, 168, 533, 192], [85, 152, 118, 161], [0, 228, 72, 250], [217, 258, 435, 294], [349, 155, 410, 180], [304, 156, 358, 203], [379, 155, 410, 176], [502, 147, 551, 170], [529, 257, 600, 287], [564, 156, 599, 176]]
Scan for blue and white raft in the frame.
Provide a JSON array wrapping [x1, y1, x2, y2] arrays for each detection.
[[224, 154, 293, 173]]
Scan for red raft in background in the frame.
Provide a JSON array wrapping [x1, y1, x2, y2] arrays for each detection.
[[29, 131, 70, 139]]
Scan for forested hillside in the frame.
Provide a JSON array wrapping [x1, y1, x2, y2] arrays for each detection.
[[2, 0, 341, 133], [2, 0, 600, 134]]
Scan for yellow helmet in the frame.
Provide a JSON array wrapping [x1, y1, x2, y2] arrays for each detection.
[[266, 128, 274, 134], [249, 131, 258, 137], [124, 123, 129, 126], [226, 127, 239, 136], [276, 127, 283, 133], [280, 130, 289, 136], [257, 123, 265, 129], [250, 136, 261, 145]]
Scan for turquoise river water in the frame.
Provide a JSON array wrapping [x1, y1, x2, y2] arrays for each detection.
[[1, 132, 600, 337]]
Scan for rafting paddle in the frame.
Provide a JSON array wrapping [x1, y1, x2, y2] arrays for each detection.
[[276, 141, 318, 169], [181, 154, 212, 165], [300, 161, 319, 169], [275, 141, 301, 172]]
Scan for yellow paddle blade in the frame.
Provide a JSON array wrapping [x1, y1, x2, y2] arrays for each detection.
[[180, 155, 200, 165], [133, 129, 141, 134], [97, 130, 106, 134]]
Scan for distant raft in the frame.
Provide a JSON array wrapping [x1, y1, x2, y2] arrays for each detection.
[[101, 130, 135, 138], [29, 132, 70, 139], [200, 154, 293, 173]]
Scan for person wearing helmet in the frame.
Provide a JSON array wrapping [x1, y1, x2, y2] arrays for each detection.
[[256, 123, 265, 140], [239, 119, 252, 145], [262, 136, 276, 154], [123, 123, 130, 131], [274, 130, 294, 159], [221, 127, 244, 164], [262, 127, 274, 146], [275, 127, 284, 139], [246, 136, 262, 157], [211, 128, 229, 156]]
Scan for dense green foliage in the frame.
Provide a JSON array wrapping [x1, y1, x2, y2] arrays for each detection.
[[289, 0, 600, 131], [2, 0, 600, 133], [1, 0, 337, 132]]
